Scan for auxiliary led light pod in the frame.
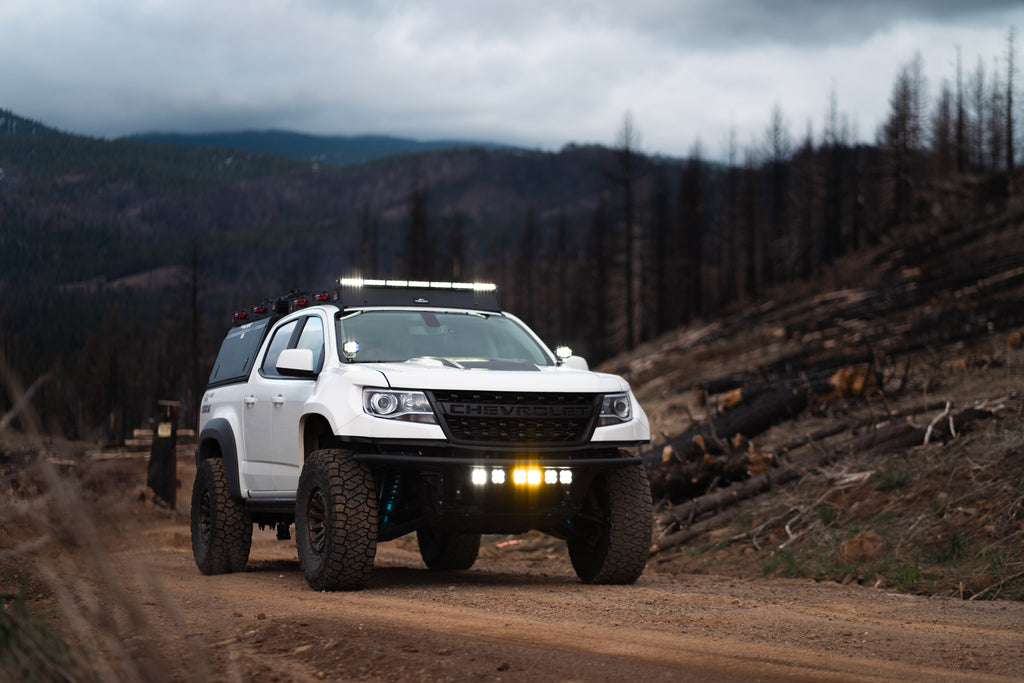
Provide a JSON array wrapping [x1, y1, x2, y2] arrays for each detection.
[[470, 467, 572, 487]]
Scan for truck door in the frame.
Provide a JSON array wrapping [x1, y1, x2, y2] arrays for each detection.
[[242, 318, 299, 492], [271, 315, 325, 490]]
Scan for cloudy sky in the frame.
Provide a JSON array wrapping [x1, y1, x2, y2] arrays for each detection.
[[1, 1, 1021, 158]]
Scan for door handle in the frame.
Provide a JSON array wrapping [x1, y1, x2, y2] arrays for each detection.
[[272, 395, 285, 406], [244, 396, 256, 406]]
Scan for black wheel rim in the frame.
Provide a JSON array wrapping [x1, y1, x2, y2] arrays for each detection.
[[199, 489, 213, 546], [577, 479, 609, 549], [307, 487, 327, 556]]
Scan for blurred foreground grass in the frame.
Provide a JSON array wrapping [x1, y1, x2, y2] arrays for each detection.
[[1, 442, 211, 683]]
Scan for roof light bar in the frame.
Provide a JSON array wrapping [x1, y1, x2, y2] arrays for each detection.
[[333, 277, 501, 311], [337, 278, 496, 292]]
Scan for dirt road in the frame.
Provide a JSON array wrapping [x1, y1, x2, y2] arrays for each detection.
[[134, 533, 1024, 682], [104, 458, 1024, 682]]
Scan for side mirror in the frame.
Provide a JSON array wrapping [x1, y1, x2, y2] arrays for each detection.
[[554, 347, 588, 371], [562, 355, 589, 371], [276, 348, 317, 378]]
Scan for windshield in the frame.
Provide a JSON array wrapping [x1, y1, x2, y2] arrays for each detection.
[[336, 310, 553, 366]]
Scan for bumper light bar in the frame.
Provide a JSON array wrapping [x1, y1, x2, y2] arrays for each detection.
[[471, 467, 572, 487]]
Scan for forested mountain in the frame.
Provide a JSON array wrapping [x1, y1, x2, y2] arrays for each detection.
[[0, 107, 636, 441], [1, 109, 619, 292], [0, 37, 1020, 445], [129, 130, 506, 168]]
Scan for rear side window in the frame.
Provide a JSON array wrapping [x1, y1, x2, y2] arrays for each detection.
[[207, 318, 274, 387]]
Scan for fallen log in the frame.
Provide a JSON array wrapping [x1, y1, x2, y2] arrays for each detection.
[[644, 381, 816, 501], [651, 504, 747, 554], [694, 350, 875, 397], [773, 423, 851, 457]]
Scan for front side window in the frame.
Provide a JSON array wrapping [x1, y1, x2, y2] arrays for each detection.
[[261, 319, 299, 378], [336, 311, 552, 366], [261, 316, 327, 377], [295, 316, 325, 372]]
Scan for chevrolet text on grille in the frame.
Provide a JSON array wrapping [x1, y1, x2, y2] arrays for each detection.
[[442, 403, 594, 418]]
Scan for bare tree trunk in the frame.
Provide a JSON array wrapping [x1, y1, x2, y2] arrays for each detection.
[[956, 45, 968, 173], [1007, 27, 1016, 172], [189, 237, 200, 428], [679, 146, 705, 320], [615, 112, 641, 349]]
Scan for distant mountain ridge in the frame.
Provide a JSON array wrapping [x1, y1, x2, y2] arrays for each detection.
[[127, 129, 510, 168]]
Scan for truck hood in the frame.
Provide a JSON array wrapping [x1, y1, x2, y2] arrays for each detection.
[[369, 358, 629, 393]]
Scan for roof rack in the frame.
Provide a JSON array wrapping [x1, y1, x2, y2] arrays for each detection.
[[231, 289, 330, 326]]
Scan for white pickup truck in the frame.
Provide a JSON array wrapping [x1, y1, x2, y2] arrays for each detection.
[[191, 279, 652, 590]]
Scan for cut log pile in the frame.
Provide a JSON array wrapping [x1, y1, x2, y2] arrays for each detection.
[[633, 205, 1024, 556], [642, 363, 885, 503], [647, 402, 999, 554]]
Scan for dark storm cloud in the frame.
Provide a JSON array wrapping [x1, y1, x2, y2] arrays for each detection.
[[333, 0, 1022, 50], [0, 1, 1020, 156], [625, 0, 1022, 49]]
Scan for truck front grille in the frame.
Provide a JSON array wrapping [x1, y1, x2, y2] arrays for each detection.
[[429, 390, 601, 446]]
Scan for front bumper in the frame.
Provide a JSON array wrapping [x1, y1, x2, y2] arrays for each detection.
[[353, 452, 641, 469], [344, 440, 645, 540]]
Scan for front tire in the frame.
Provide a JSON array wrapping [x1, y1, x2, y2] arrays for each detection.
[[295, 449, 378, 591], [568, 462, 652, 584], [417, 528, 481, 571], [191, 458, 252, 575]]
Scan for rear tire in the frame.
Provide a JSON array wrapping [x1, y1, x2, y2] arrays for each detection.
[[295, 449, 378, 591], [568, 461, 652, 584], [191, 458, 252, 575], [417, 528, 481, 571]]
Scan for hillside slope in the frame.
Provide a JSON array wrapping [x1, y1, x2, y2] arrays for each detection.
[[605, 178, 1024, 599]]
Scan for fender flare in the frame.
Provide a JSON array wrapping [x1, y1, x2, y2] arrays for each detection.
[[198, 418, 243, 500]]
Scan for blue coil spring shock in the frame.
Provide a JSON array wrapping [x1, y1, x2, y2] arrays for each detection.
[[380, 472, 403, 527]]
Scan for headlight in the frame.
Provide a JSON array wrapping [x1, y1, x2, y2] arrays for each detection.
[[598, 392, 632, 425], [362, 389, 436, 423]]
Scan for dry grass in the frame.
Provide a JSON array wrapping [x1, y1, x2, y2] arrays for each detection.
[[1, 436, 213, 682]]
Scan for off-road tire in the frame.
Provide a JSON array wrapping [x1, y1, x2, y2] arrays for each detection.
[[416, 528, 481, 571], [295, 449, 378, 591], [567, 460, 652, 584], [191, 458, 252, 574]]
